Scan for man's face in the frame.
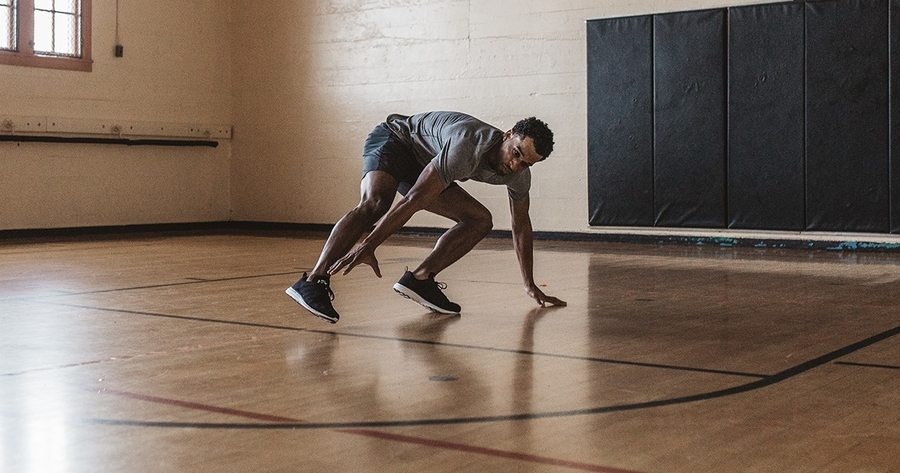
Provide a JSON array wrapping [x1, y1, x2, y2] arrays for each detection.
[[492, 132, 544, 176]]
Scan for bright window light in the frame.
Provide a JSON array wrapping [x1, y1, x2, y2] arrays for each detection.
[[0, 0, 15, 51], [33, 0, 81, 57], [0, 0, 91, 71]]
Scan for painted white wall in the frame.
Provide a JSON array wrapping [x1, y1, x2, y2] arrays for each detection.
[[230, 0, 782, 233], [0, 0, 233, 230], [1, 0, 784, 233]]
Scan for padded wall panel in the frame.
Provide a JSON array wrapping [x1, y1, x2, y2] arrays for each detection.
[[892, 0, 900, 233], [805, 0, 890, 232], [653, 10, 726, 227], [586, 17, 654, 226], [727, 3, 805, 230]]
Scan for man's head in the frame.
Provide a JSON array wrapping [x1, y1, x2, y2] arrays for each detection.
[[492, 117, 555, 176]]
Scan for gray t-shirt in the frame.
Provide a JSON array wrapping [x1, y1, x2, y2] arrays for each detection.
[[384, 111, 531, 200]]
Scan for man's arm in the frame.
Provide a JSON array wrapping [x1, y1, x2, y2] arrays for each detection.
[[509, 194, 567, 307], [329, 163, 447, 276]]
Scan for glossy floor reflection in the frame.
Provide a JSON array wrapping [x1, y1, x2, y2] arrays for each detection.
[[1, 233, 898, 472]]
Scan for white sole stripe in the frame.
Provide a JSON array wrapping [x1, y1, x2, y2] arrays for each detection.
[[393, 283, 459, 315], [285, 287, 338, 323]]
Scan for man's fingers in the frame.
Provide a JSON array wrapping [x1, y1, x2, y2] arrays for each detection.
[[329, 256, 351, 275], [368, 252, 382, 278], [372, 261, 382, 278], [342, 259, 359, 275], [329, 252, 356, 275], [546, 296, 567, 306], [531, 289, 567, 307], [328, 248, 379, 277], [357, 250, 381, 277]]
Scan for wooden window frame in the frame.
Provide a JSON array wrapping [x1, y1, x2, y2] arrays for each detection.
[[0, 0, 92, 72]]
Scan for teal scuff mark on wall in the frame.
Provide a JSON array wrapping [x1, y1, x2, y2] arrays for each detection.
[[826, 241, 900, 251]]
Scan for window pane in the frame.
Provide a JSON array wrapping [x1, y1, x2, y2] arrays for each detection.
[[0, 6, 12, 50], [54, 0, 77, 14], [33, 10, 52, 52], [53, 12, 77, 55], [33, 0, 83, 57]]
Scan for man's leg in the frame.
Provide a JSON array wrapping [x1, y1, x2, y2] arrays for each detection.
[[310, 170, 398, 278], [413, 184, 493, 278], [391, 185, 491, 314], [286, 171, 397, 323]]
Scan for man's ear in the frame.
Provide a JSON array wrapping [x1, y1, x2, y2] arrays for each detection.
[[504, 130, 512, 140]]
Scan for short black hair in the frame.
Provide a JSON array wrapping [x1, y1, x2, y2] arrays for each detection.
[[512, 117, 554, 159]]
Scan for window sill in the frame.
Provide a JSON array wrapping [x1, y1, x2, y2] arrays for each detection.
[[0, 52, 93, 72]]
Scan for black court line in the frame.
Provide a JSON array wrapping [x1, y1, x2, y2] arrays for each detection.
[[32, 301, 767, 379], [833, 361, 900, 371], [85, 324, 900, 430], [0, 270, 306, 304], [1, 357, 134, 377], [43, 270, 301, 296]]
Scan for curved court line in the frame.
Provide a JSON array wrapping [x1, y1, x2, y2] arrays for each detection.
[[86, 323, 900, 430], [833, 361, 900, 370]]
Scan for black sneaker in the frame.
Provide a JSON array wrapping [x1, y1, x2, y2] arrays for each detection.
[[393, 271, 461, 314], [285, 273, 340, 323]]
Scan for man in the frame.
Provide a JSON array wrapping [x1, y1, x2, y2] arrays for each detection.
[[285, 111, 566, 323]]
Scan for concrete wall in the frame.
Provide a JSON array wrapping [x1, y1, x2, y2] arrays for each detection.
[[230, 0, 780, 232], [0, 0, 233, 230]]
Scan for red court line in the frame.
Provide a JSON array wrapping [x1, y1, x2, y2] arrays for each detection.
[[98, 388, 300, 423], [337, 429, 644, 473], [98, 389, 643, 472]]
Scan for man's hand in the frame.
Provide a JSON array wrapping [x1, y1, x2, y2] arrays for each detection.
[[525, 284, 566, 307], [329, 244, 382, 277]]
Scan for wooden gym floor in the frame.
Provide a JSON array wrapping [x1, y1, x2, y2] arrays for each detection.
[[1, 231, 898, 472]]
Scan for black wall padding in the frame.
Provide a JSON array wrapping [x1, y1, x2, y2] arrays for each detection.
[[653, 10, 726, 227], [805, 0, 890, 232], [727, 3, 805, 230], [892, 0, 900, 233], [587, 0, 898, 234], [586, 16, 654, 226]]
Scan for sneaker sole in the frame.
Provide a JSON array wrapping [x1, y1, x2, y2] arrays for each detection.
[[393, 283, 460, 315], [285, 287, 339, 323]]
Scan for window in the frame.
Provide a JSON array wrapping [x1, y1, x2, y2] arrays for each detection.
[[0, 0, 91, 71]]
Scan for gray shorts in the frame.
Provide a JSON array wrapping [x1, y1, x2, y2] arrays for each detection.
[[361, 123, 457, 195]]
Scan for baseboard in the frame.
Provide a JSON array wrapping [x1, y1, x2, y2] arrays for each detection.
[[2, 221, 900, 252], [0, 222, 232, 242]]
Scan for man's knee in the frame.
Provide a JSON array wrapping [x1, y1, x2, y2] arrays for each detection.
[[470, 206, 493, 236], [356, 195, 392, 221]]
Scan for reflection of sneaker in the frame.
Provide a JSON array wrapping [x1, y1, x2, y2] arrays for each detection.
[[285, 273, 339, 323], [393, 271, 461, 314]]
